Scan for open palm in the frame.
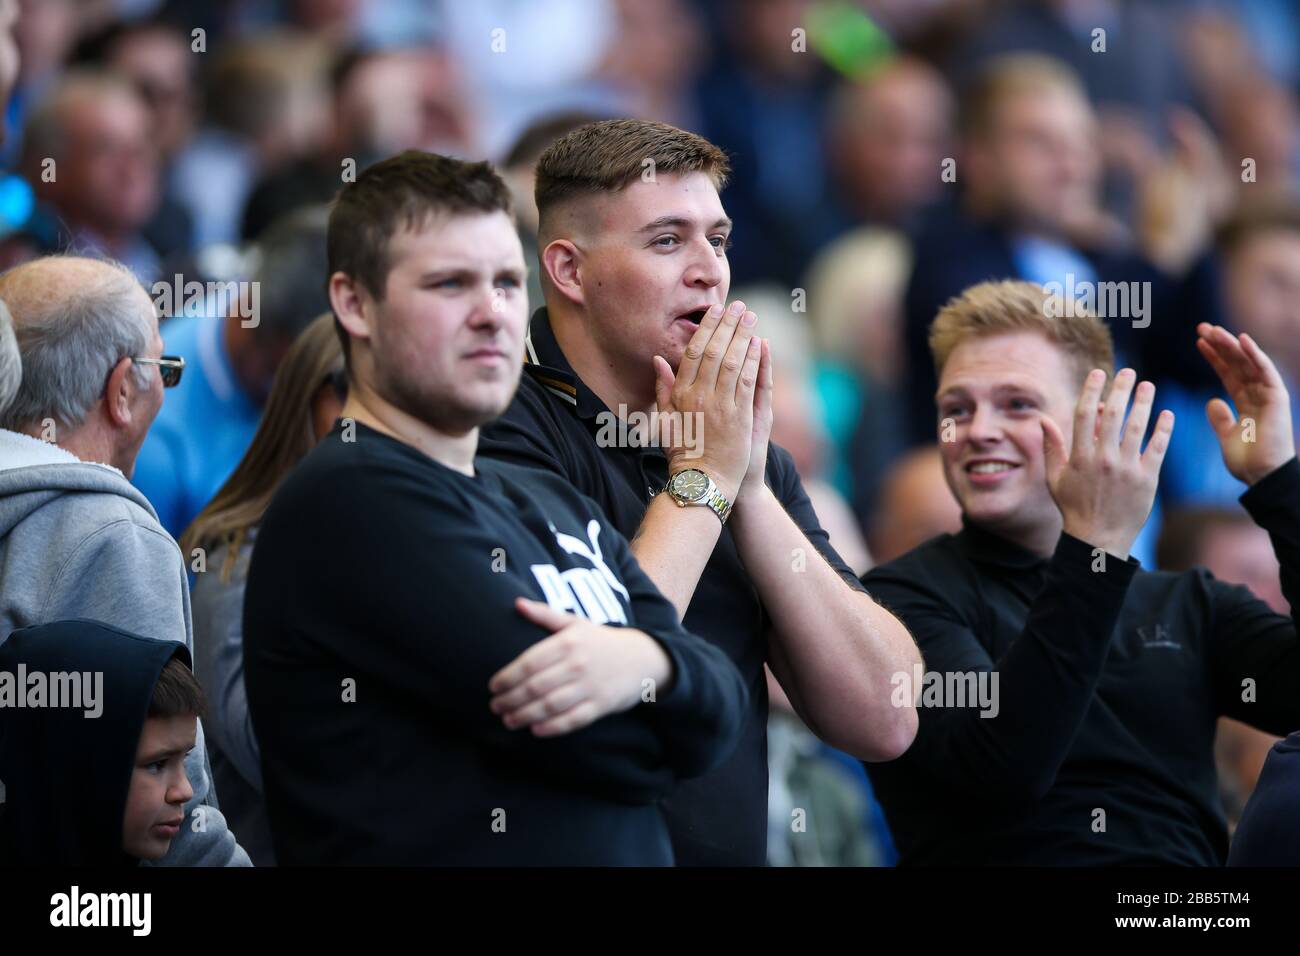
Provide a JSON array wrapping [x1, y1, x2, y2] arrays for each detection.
[[1196, 323, 1296, 486]]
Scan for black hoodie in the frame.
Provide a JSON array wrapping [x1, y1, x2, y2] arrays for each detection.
[[0, 619, 190, 866]]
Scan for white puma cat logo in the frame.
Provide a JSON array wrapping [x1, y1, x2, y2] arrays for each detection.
[[530, 519, 630, 624]]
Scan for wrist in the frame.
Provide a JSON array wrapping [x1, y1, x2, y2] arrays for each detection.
[[667, 459, 740, 503], [1061, 523, 1132, 561], [636, 630, 674, 696], [1243, 454, 1295, 487]]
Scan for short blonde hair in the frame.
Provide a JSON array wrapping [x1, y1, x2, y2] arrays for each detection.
[[929, 279, 1114, 386]]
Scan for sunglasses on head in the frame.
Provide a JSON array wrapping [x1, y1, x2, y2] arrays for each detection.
[[133, 355, 186, 388]]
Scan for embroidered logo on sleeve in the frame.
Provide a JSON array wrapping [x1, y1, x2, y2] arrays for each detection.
[[529, 520, 630, 625]]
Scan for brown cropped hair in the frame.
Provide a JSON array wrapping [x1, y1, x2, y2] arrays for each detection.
[[929, 279, 1114, 387], [327, 150, 514, 365], [534, 119, 730, 233]]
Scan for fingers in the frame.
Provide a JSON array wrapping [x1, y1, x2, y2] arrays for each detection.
[[1140, 409, 1175, 474], [1072, 369, 1108, 459], [1120, 380, 1155, 455], [1196, 333, 1238, 392], [491, 667, 588, 729], [652, 355, 675, 410], [1239, 333, 1284, 388], [512, 596, 574, 632], [752, 337, 773, 411], [676, 304, 724, 386], [736, 335, 761, 405], [1205, 396, 1238, 440], [1199, 324, 1258, 387], [716, 309, 758, 396], [1040, 415, 1067, 486], [1098, 368, 1136, 448], [697, 301, 746, 390], [489, 603, 575, 694], [530, 700, 603, 737]]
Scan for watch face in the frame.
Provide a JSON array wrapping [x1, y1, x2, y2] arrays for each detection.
[[670, 469, 709, 501]]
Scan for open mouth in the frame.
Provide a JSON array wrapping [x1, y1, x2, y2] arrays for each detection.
[[675, 308, 709, 326]]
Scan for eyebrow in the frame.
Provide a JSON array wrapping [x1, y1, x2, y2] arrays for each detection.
[[937, 383, 1045, 401], [140, 744, 193, 764], [636, 215, 733, 233]]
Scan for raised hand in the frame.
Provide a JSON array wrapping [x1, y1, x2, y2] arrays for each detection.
[[1196, 323, 1296, 485], [488, 598, 672, 737], [652, 301, 762, 501], [1040, 368, 1174, 560]]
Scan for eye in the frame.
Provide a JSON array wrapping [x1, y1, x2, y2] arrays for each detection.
[[1008, 397, 1038, 412], [147, 761, 167, 774], [710, 235, 732, 251], [652, 235, 680, 249], [940, 404, 969, 419], [495, 276, 521, 289]]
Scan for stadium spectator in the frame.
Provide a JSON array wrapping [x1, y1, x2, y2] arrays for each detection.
[[480, 118, 920, 866], [182, 313, 345, 867], [865, 279, 1300, 865], [132, 205, 332, 538], [0, 255, 248, 866]]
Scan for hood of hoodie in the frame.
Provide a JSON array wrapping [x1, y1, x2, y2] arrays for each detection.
[[0, 619, 191, 866], [0, 428, 161, 536]]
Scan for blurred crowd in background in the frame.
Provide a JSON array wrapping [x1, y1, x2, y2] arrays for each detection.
[[2, 0, 1299, 866]]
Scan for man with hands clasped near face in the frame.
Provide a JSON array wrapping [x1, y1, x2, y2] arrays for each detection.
[[864, 279, 1300, 866], [480, 119, 921, 867]]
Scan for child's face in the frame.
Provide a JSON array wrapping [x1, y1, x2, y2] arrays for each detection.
[[122, 714, 196, 860]]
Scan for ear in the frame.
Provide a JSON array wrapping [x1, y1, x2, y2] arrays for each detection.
[[329, 271, 373, 346], [540, 238, 584, 307], [103, 355, 136, 429]]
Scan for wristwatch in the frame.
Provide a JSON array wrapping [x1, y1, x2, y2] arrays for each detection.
[[662, 468, 733, 524]]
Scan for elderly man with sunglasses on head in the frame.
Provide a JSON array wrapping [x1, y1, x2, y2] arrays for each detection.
[[0, 255, 248, 867]]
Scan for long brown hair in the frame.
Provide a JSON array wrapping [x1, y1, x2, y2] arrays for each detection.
[[181, 313, 344, 581]]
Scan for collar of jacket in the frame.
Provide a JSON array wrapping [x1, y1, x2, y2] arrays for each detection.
[[955, 513, 1048, 571], [521, 307, 612, 421]]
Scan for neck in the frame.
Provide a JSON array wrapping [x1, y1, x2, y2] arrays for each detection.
[[973, 509, 1063, 560], [28, 422, 118, 471], [549, 305, 655, 416], [340, 380, 478, 476]]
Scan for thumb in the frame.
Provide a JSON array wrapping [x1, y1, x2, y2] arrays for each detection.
[[515, 596, 574, 633], [1205, 397, 1238, 441], [1041, 415, 1067, 487]]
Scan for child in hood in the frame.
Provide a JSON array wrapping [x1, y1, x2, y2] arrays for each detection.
[[0, 619, 205, 865]]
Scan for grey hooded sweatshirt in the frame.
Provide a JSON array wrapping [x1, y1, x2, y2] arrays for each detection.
[[0, 427, 250, 866]]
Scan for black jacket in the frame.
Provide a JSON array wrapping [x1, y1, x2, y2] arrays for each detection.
[[478, 309, 870, 866], [863, 459, 1300, 865], [243, 421, 748, 865], [0, 619, 190, 866]]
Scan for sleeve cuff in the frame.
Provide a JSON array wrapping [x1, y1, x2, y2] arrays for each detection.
[[1241, 457, 1300, 519], [1054, 531, 1141, 586]]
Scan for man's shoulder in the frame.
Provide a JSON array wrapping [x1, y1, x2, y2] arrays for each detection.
[[485, 368, 581, 437], [477, 455, 606, 521], [864, 533, 966, 591]]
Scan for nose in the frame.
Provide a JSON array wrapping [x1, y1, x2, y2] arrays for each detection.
[[683, 238, 725, 291], [467, 284, 506, 330], [169, 766, 194, 808], [966, 402, 1003, 445]]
